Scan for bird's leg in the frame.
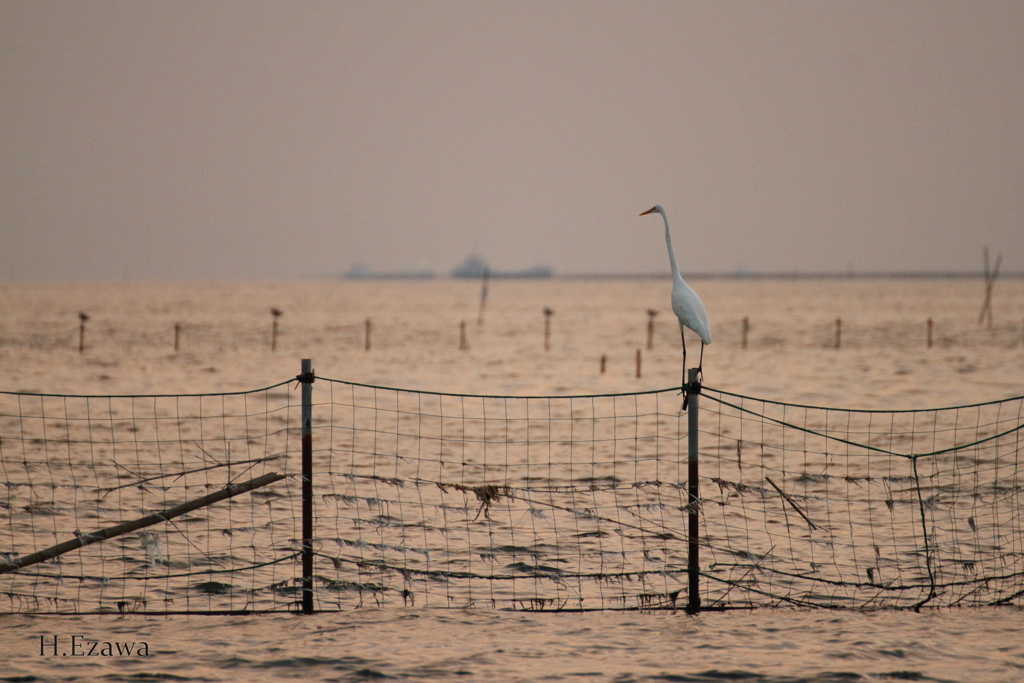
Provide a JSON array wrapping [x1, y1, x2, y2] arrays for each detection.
[[680, 329, 689, 412], [680, 328, 688, 388], [697, 342, 705, 383]]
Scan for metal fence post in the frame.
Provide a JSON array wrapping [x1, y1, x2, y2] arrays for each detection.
[[299, 359, 315, 614], [687, 367, 702, 614]]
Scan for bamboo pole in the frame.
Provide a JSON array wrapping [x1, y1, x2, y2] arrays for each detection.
[[646, 309, 657, 350], [742, 317, 749, 350], [635, 349, 642, 378], [0, 472, 285, 575]]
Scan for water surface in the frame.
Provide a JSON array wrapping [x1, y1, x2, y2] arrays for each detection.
[[1, 277, 1023, 681]]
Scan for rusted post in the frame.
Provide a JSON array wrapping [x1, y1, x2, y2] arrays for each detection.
[[299, 359, 315, 614], [686, 366, 702, 614]]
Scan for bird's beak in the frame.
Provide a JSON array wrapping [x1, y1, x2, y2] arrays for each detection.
[[639, 207, 656, 216]]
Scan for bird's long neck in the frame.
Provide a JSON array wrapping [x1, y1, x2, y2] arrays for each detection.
[[661, 212, 680, 278]]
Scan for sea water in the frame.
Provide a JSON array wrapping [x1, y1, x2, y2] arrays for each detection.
[[1, 277, 1023, 682]]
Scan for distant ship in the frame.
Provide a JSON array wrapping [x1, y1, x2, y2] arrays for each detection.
[[451, 255, 552, 279], [343, 263, 435, 279]]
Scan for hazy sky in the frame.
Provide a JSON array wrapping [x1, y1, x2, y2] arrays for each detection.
[[2, 1, 1022, 280]]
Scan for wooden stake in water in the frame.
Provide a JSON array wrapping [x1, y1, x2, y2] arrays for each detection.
[[477, 266, 489, 326], [174, 323, 181, 352], [600, 354, 607, 374], [742, 317, 749, 350], [459, 320, 468, 351], [365, 318, 372, 351], [835, 318, 842, 350], [979, 246, 1001, 327], [635, 349, 642, 378], [78, 312, 88, 353], [543, 308, 553, 351], [270, 308, 283, 352], [927, 318, 933, 349], [646, 309, 657, 350]]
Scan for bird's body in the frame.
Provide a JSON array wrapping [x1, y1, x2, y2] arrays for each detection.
[[640, 204, 711, 389], [670, 275, 711, 347]]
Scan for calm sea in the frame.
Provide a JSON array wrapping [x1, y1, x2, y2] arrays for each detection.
[[1, 277, 1023, 682]]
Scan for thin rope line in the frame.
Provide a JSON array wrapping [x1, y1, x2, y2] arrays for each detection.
[[0, 379, 294, 400]]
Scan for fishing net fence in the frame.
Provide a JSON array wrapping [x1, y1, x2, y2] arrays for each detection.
[[1, 363, 1022, 614]]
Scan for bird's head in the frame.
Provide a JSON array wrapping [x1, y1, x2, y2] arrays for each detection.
[[639, 204, 664, 217]]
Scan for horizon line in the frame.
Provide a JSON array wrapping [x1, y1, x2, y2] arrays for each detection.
[[342, 269, 1022, 280], [1, 270, 1020, 283]]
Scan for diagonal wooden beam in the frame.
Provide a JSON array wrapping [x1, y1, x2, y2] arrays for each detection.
[[0, 472, 285, 575]]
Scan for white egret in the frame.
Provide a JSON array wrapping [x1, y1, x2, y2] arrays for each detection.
[[640, 204, 712, 389]]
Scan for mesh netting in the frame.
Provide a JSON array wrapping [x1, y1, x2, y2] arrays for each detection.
[[2, 373, 1022, 613], [696, 388, 1024, 609], [0, 384, 301, 614]]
